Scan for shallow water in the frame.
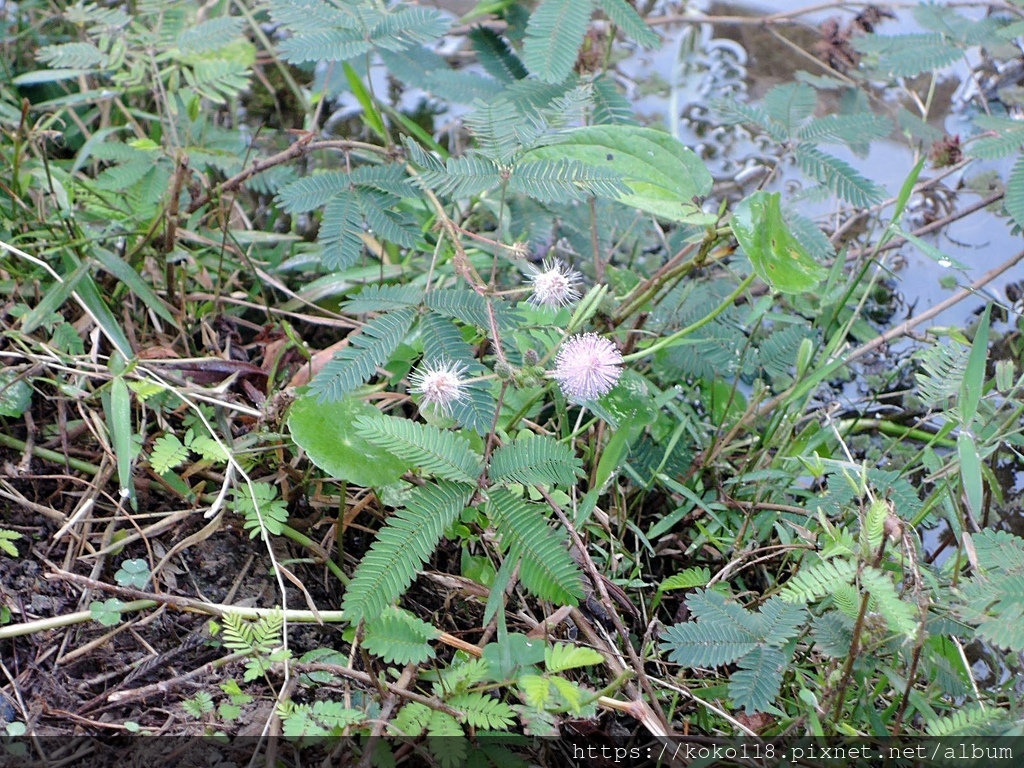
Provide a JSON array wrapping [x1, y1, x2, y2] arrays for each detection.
[[622, 0, 1023, 329]]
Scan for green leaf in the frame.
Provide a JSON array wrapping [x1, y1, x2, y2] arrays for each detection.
[[779, 558, 859, 603], [658, 567, 711, 592], [109, 374, 134, 499], [730, 191, 827, 294], [0, 371, 32, 418], [447, 693, 517, 730], [91, 246, 177, 327], [1005, 155, 1024, 232], [342, 285, 423, 314], [794, 143, 885, 208], [309, 309, 415, 401], [507, 159, 629, 203], [594, 0, 658, 47], [343, 481, 474, 623], [859, 566, 918, 638], [797, 113, 893, 156], [489, 435, 584, 487], [523, 0, 595, 83], [958, 431, 984, 519], [344, 62, 387, 141], [756, 597, 807, 646], [288, 395, 406, 487], [659, 621, 759, 667], [545, 642, 604, 672], [487, 488, 583, 605], [0, 530, 22, 557], [362, 607, 439, 664], [115, 558, 151, 589], [150, 434, 190, 474], [320, 192, 365, 270], [762, 83, 816, 135], [420, 313, 495, 434], [469, 27, 528, 83], [523, 126, 713, 224], [955, 530, 1024, 652], [729, 645, 787, 714], [354, 415, 483, 482], [960, 304, 990, 425], [425, 289, 517, 331], [90, 599, 125, 627], [855, 33, 963, 78]]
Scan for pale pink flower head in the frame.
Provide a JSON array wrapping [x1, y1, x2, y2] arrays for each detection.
[[552, 333, 623, 402], [527, 259, 582, 308], [409, 358, 468, 415]]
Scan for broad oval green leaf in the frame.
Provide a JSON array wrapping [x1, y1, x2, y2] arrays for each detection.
[[520, 125, 714, 224], [730, 191, 827, 294], [288, 394, 406, 487]]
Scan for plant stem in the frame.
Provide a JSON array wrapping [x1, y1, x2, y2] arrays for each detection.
[[621, 273, 755, 363]]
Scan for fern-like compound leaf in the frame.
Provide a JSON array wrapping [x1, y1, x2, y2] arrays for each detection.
[[342, 285, 423, 314], [487, 488, 583, 605], [469, 27, 528, 84], [280, 701, 365, 738], [507, 159, 629, 203], [779, 557, 859, 603], [523, 0, 595, 84], [592, 74, 635, 125], [797, 113, 893, 157], [757, 597, 808, 646], [914, 341, 969, 406], [925, 705, 1009, 737], [354, 414, 483, 482], [762, 83, 816, 136], [855, 33, 962, 78], [659, 621, 759, 667], [658, 567, 711, 592], [276, 171, 354, 214], [971, 528, 1024, 573], [489, 434, 584, 487], [686, 588, 762, 635], [595, 0, 659, 48], [268, 0, 353, 34], [447, 693, 517, 730], [545, 642, 604, 672], [954, 530, 1024, 652], [150, 434, 190, 474], [360, 190, 419, 248], [36, 42, 107, 69], [362, 607, 439, 665], [1004, 155, 1024, 232], [368, 6, 450, 52], [183, 58, 251, 105], [310, 309, 415, 402], [859, 566, 918, 638], [278, 28, 371, 63], [343, 481, 474, 624], [418, 155, 503, 199], [715, 101, 787, 143], [425, 289, 518, 331], [729, 645, 787, 714], [319, 191, 365, 270], [794, 143, 885, 208], [177, 16, 244, 55]]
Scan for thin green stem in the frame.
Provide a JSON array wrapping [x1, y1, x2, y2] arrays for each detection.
[[621, 273, 755, 363]]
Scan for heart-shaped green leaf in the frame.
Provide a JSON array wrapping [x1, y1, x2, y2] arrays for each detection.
[[288, 394, 406, 488], [730, 191, 827, 294]]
